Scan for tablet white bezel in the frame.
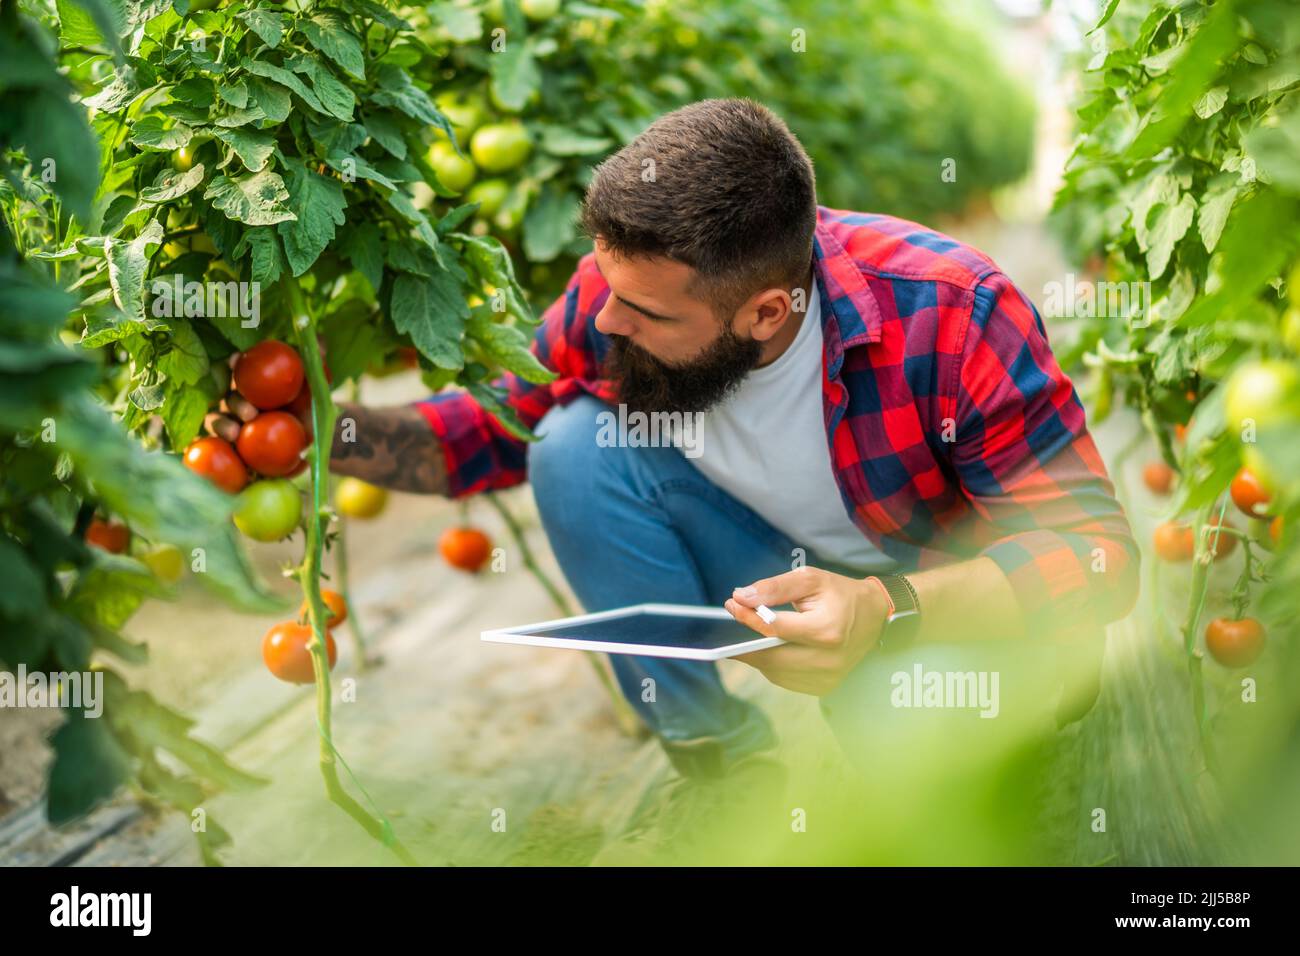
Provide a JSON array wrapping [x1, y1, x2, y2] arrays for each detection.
[[480, 603, 783, 661]]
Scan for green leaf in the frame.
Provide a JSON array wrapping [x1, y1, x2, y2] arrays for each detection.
[[84, 68, 145, 112], [300, 13, 365, 80], [204, 170, 297, 226], [390, 272, 467, 370], [217, 81, 249, 109], [1145, 194, 1196, 280], [232, 227, 286, 286], [129, 116, 193, 151], [237, 8, 285, 48], [171, 77, 216, 108], [467, 381, 539, 443], [338, 222, 383, 292], [342, 0, 411, 31], [1192, 86, 1228, 119], [105, 219, 165, 319], [1243, 109, 1300, 195], [161, 383, 212, 450], [1197, 183, 1238, 253], [56, 0, 124, 53], [522, 187, 580, 262], [432, 4, 483, 42], [466, 310, 553, 384], [15, 86, 102, 220], [104, 675, 267, 791], [276, 158, 347, 277], [490, 38, 542, 113], [1091, 0, 1122, 33], [286, 53, 355, 121], [82, 308, 168, 349], [242, 57, 325, 114], [247, 76, 292, 122], [0, 537, 47, 620], [538, 126, 614, 156], [213, 126, 276, 173], [364, 111, 407, 159], [370, 65, 445, 131], [157, 317, 209, 387], [47, 708, 132, 825], [139, 163, 206, 204]]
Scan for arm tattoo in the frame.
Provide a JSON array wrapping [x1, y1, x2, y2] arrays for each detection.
[[329, 403, 450, 495]]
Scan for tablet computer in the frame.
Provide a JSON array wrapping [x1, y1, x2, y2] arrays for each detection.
[[480, 603, 784, 661]]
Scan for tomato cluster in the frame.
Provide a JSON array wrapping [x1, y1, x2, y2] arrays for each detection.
[[183, 341, 315, 543]]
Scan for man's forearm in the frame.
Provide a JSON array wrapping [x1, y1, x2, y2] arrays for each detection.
[[903, 556, 1025, 644], [330, 402, 450, 495]]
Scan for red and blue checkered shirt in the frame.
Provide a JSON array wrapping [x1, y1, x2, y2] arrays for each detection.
[[416, 206, 1140, 636]]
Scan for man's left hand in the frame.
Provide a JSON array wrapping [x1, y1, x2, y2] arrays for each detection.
[[725, 566, 890, 696]]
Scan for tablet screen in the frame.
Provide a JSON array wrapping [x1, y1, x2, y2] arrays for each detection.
[[530, 610, 759, 651]]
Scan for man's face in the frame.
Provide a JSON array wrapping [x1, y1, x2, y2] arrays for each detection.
[[592, 240, 763, 415]]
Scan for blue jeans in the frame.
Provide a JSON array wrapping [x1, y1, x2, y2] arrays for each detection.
[[528, 395, 808, 767]]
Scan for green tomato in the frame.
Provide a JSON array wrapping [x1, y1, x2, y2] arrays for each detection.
[[172, 146, 197, 172], [1224, 360, 1300, 434], [233, 479, 303, 542], [521, 0, 562, 21], [434, 91, 486, 144], [470, 122, 532, 174], [428, 141, 477, 193], [467, 178, 510, 218]]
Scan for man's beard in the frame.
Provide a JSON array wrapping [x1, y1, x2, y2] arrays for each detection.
[[602, 323, 764, 416]]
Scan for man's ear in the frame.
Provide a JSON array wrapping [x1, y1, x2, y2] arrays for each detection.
[[746, 287, 797, 343]]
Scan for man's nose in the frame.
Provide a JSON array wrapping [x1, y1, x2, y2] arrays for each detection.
[[594, 304, 635, 338]]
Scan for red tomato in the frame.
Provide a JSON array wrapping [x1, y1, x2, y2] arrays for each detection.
[[439, 526, 493, 573], [1153, 522, 1194, 561], [183, 436, 249, 494], [236, 411, 308, 477], [86, 518, 130, 554], [262, 621, 338, 684], [1142, 462, 1175, 495], [234, 341, 304, 410], [1271, 515, 1284, 547], [1229, 468, 1271, 518], [1205, 617, 1265, 668]]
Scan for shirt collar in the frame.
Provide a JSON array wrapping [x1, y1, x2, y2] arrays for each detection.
[[812, 212, 884, 352]]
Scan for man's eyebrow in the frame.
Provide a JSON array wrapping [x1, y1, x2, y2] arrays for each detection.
[[615, 294, 679, 323]]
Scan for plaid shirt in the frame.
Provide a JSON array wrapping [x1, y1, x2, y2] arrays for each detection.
[[416, 206, 1140, 636]]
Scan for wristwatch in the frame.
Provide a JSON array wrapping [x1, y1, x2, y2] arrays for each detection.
[[869, 573, 921, 651]]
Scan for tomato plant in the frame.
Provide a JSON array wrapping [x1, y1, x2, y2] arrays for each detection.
[[1054, 0, 1299, 781]]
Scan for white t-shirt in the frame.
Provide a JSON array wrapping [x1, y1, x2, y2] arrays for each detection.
[[681, 278, 896, 574]]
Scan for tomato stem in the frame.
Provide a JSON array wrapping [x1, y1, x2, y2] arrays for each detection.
[[334, 379, 376, 670], [1182, 502, 1222, 781], [288, 281, 417, 865]]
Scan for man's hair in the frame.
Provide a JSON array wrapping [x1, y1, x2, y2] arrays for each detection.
[[579, 98, 817, 319]]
